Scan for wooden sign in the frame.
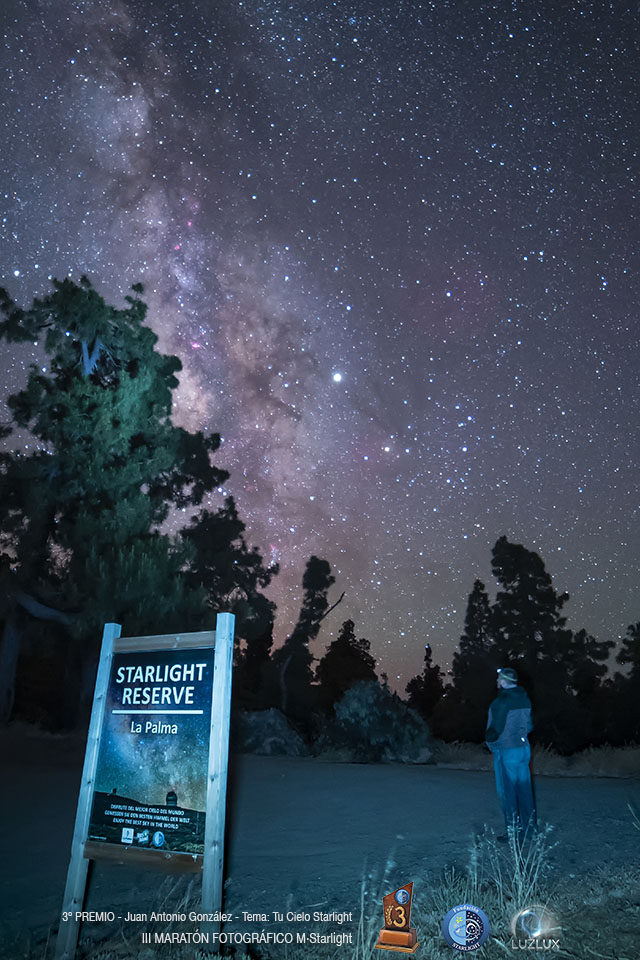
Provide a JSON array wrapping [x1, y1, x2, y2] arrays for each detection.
[[56, 613, 235, 960]]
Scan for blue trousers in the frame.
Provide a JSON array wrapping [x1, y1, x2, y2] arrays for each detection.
[[492, 743, 537, 835]]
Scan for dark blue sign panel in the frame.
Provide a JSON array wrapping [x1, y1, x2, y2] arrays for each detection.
[[87, 647, 214, 854]]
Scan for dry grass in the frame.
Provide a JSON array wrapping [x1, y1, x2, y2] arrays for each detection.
[[407, 823, 562, 957], [432, 740, 640, 778], [430, 739, 493, 770], [11, 807, 640, 960], [533, 744, 640, 778]]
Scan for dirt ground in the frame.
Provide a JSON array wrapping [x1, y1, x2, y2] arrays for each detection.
[[0, 726, 638, 957]]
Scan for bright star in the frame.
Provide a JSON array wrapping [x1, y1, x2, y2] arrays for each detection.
[[332, 372, 343, 382]]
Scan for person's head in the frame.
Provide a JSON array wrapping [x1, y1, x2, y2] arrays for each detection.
[[497, 667, 518, 689]]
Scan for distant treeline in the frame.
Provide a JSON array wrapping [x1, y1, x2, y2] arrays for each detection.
[[230, 539, 640, 756]]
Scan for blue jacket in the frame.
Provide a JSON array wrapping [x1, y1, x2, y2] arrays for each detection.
[[485, 685, 532, 750]]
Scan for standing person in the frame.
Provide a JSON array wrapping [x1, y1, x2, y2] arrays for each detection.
[[485, 667, 537, 841]]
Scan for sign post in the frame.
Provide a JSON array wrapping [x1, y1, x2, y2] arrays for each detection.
[[202, 612, 234, 935], [56, 622, 121, 960], [56, 613, 235, 960]]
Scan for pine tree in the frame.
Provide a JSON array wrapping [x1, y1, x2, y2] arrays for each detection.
[[316, 618, 377, 712], [616, 622, 640, 741], [490, 536, 612, 751], [181, 498, 279, 711], [617, 622, 640, 682], [443, 580, 497, 741], [234, 625, 275, 710], [453, 580, 494, 680], [182, 497, 277, 644], [0, 277, 268, 723], [490, 536, 572, 672], [567, 628, 613, 702], [272, 556, 336, 724], [405, 644, 444, 722]]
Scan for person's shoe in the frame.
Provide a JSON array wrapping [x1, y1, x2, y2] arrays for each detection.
[[496, 834, 508, 843]]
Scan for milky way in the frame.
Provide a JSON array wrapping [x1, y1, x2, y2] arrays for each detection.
[[1, 0, 638, 687]]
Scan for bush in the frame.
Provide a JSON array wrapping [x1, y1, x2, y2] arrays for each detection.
[[326, 680, 432, 763]]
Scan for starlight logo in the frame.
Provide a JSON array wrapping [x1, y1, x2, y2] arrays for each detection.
[[510, 904, 561, 951], [442, 904, 490, 951]]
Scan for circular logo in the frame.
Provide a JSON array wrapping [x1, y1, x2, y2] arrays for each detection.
[[152, 830, 165, 848], [395, 889, 411, 905], [510, 904, 558, 942], [442, 904, 490, 951]]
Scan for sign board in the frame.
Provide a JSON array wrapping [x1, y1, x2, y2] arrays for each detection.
[[56, 613, 235, 960], [87, 646, 214, 856]]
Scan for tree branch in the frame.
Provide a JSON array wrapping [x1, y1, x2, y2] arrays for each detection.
[[80, 339, 103, 376], [318, 591, 345, 624], [15, 591, 72, 625]]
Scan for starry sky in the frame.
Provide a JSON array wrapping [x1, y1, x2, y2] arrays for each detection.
[[1, 0, 638, 689]]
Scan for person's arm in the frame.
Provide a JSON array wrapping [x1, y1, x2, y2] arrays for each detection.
[[525, 694, 533, 734], [485, 696, 509, 743]]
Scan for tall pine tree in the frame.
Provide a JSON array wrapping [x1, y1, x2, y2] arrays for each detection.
[[405, 644, 444, 722], [615, 621, 640, 741], [439, 580, 496, 741], [490, 536, 572, 673], [316, 618, 377, 712], [490, 536, 611, 750], [0, 277, 270, 723], [271, 556, 336, 724], [182, 497, 278, 645]]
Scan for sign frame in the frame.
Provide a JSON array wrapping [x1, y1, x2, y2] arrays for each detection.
[[55, 612, 235, 960]]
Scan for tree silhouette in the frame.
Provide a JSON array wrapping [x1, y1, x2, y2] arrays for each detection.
[[454, 580, 494, 675], [432, 580, 496, 741], [316, 618, 377, 712], [271, 556, 337, 724], [490, 536, 572, 673], [566, 628, 613, 702], [181, 497, 279, 712], [406, 642, 444, 723], [616, 621, 640, 742], [233, 624, 275, 711], [617, 622, 640, 681], [182, 497, 277, 645], [490, 536, 612, 751]]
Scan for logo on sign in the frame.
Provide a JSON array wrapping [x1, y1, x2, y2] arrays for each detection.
[[152, 830, 165, 848]]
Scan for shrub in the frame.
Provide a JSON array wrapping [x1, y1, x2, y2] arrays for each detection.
[[330, 680, 432, 763], [232, 708, 310, 756]]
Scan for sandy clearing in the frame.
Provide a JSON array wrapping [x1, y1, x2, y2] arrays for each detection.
[[0, 730, 637, 954]]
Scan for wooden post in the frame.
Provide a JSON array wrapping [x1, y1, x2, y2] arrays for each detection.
[[201, 612, 235, 935], [55, 623, 121, 960]]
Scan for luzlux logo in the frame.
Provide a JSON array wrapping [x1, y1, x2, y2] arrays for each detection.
[[510, 905, 561, 951]]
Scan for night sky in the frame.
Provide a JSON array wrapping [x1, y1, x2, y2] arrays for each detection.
[[1, 1, 638, 688]]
